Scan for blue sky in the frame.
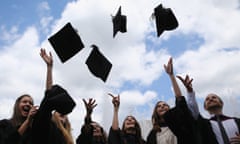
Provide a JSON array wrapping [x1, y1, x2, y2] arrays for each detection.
[[1, 0, 240, 139]]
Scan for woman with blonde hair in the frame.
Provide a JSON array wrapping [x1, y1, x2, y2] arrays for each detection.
[[52, 111, 74, 144]]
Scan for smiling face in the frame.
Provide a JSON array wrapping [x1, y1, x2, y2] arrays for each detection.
[[122, 115, 142, 136], [18, 95, 34, 118], [156, 101, 170, 116], [91, 122, 103, 137], [204, 93, 223, 112], [123, 116, 136, 130], [151, 101, 170, 126]]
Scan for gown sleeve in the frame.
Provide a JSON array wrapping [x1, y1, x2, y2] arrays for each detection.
[[163, 96, 197, 144]]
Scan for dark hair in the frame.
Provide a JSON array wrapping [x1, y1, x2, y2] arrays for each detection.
[[11, 94, 33, 127], [151, 101, 170, 131], [99, 127, 108, 144], [91, 121, 108, 144], [122, 115, 144, 144]]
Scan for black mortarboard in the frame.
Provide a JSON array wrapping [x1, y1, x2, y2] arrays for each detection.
[[46, 84, 76, 115], [153, 4, 178, 37], [112, 6, 127, 38], [48, 22, 84, 63], [85, 45, 112, 82], [31, 84, 76, 144]]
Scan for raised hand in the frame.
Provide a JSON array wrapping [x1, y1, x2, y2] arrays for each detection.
[[82, 98, 97, 115], [108, 93, 120, 130], [177, 75, 193, 92], [164, 57, 182, 97], [40, 48, 53, 67], [108, 93, 120, 109], [164, 57, 173, 75]]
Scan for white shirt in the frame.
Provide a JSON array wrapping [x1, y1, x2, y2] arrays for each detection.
[[210, 118, 239, 144], [156, 127, 177, 144], [186, 91, 200, 119]]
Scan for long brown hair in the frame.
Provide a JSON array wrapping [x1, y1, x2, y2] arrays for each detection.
[[52, 112, 74, 144], [91, 121, 108, 144], [151, 101, 170, 131], [122, 115, 144, 144], [11, 94, 33, 127]]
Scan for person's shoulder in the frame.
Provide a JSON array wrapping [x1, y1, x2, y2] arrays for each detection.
[[233, 117, 240, 119], [233, 117, 240, 122], [0, 119, 11, 123], [0, 119, 11, 127]]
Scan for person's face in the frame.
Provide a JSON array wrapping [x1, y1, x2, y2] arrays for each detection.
[[91, 122, 103, 137], [204, 94, 223, 110], [18, 96, 33, 117], [156, 101, 170, 116], [123, 116, 136, 130], [54, 112, 68, 124]]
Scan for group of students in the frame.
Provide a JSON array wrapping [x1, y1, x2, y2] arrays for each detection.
[[0, 48, 240, 144]]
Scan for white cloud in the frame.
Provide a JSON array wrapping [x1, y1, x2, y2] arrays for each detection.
[[0, 25, 20, 43], [38, 1, 50, 12], [1, 0, 240, 141], [40, 16, 53, 33]]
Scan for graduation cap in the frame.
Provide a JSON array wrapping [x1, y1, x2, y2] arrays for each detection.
[[46, 84, 76, 115], [48, 22, 85, 63], [85, 45, 112, 82], [153, 4, 178, 37], [112, 6, 127, 38]]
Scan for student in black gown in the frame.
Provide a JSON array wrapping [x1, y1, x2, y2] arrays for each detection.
[[159, 68, 216, 144], [147, 57, 182, 144], [146, 100, 177, 144], [155, 57, 200, 144], [0, 94, 38, 144], [108, 93, 146, 144], [203, 93, 240, 143], [76, 98, 107, 144], [31, 48, 75, 144], [177, 74, 240, 144], [165, 66, 240, 144]]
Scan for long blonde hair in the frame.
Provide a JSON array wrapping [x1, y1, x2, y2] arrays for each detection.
[[52, 112, 74, 144]]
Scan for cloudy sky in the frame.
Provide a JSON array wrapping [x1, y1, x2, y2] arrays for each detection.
[[1, 0, 240, 140]]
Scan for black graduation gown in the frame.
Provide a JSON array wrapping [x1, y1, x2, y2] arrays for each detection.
[[146, 129, 158, 144], [163, 96, 201, 144], [196, 115, 218, 144], [76, 114, 107, 144], [0, 119, 32, 144], [163, 96, 240, 144], [163, 96, 224, 144], [76, 123, 94, 144], [108, 127, 146, 144], [32, 85, 76, 144]]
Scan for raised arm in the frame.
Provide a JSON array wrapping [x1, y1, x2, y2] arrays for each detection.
[[164, 57, 182, 97], [40, 48, 53, 90], [76, 98, 97, 144], [108, 93, 120, 130], [177, 75, 199, 119], [18, 106, 38, 135], [82, 98, 97, 124]]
